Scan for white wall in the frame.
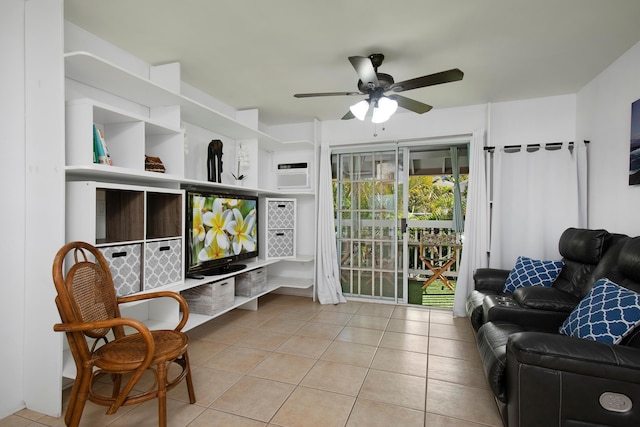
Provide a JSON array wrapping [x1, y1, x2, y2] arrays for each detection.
[[0, 0, 27, 417], [0, 0, 65, 419], [577, 40, 640, 235], [23, 0, 66, 416], [489, 94, 577, 147]]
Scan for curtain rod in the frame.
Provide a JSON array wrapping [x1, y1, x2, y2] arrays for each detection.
[[483, 140, 590, 152]]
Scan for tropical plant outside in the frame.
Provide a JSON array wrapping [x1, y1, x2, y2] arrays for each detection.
[[334, 174, 468, 220]]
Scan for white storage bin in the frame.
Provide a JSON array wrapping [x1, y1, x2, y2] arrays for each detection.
[[181, 278, 235, 315], [235, 268, 268, 297]]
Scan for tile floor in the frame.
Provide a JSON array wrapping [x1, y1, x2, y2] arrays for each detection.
[[3, 294, 502, 427]]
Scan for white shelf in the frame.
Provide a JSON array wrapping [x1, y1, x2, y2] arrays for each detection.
[[65, 164, 185, 184], [64, 166, 317, 199], [267, 276, 314, 289], [181, 275, 313, 331], [167, 258, 281, 293], [65, 51, 305, 152], [280, 254, 315, 263]]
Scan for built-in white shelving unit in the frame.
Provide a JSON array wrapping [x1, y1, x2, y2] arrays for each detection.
[[61, 49, 318, 381]]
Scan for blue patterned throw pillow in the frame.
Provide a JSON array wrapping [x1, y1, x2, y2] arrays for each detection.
[[559, 278, 640, 344], [502, 256, 564, 294]]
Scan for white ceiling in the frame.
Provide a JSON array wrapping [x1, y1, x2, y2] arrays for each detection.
[[64, 0, 640, 126]]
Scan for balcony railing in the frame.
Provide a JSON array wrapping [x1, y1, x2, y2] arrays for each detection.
[[336, 218, 461, 302]]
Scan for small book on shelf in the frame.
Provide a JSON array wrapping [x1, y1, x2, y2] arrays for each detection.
[[93, 124, 112, 165]]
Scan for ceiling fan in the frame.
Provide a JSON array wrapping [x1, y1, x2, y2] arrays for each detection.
[[294, 53, 463, 122]]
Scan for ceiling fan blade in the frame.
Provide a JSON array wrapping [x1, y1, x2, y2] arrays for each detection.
[[389, 68, 464, 93], [294, 91, 361, 98], [391, 95, 433, 114], [348, 56, 379, 88], [342, 111, 355, 120]]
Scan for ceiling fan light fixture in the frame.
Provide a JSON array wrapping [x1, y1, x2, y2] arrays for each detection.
[[372, 96, 398, 123], [350, 99, 370, 121]]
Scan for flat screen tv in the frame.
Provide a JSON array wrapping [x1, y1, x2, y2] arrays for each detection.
[[185, 189, 258, 277]]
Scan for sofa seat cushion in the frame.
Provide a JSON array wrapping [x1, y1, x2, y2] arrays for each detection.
[[559, 278, 640, 344], [476, 321, 527, 403], [503, 256, 564, 294], [513, 286, 580, 312]]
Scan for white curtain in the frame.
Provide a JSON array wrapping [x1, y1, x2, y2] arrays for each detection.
[[453, 129, 489, 317], [489, 142, 587, 269], [450, 146, 464, 234], [315, 144, 347, 304]]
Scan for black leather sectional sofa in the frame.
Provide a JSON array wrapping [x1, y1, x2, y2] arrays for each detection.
[[466, 228, 640, 427]]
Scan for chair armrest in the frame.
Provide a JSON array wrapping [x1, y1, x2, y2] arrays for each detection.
[[512, 287, 580, 312], [474, 268, 510, 292], [507, 332, 640, 382], [118, 291, 190, 332], [54, 316, 149, 335], [54, 317, 155, 367]]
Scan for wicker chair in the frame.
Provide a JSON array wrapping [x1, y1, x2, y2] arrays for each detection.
[[52, 241, 196, 427]]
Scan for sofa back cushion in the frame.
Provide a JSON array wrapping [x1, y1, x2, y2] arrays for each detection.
[[552, 228, 610, 297], [583, 234, 631, 298]]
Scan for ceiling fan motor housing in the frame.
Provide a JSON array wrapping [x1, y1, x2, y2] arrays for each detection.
[[358, 73, 394, 93], [368, 53, 385, 69]]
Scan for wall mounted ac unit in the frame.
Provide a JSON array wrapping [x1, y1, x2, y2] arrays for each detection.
[[277, 162, 308, 189]]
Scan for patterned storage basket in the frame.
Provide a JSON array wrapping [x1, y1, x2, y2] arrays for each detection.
[[144, 239, 182, 290], [98, 244, 142, 296], [267, 229, 294, 258], [267, 200, 295, 228]]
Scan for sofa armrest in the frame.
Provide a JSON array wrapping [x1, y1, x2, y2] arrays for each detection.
[[505, 332, 640, 427], [508, 332, 640, 382], [474, 268, 510, 292], [512, 286, 580, 312]]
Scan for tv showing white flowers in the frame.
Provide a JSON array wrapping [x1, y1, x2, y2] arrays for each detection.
[[186, 190, 259, 277]]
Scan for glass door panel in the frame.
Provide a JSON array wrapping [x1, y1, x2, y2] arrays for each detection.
[[333, 149, 403, 302]]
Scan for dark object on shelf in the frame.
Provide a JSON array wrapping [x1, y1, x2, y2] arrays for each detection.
[[52, 241, 196, 427], [144, 155, 165, 173], [207, 139, 223, 182]]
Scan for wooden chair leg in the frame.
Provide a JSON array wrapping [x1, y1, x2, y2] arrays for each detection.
[[111, 373, 123, 399], [67, 370, 92, 427], [64, 372, 82, 426], [183, 352, 196, 404], [157, 362, 168, 427]]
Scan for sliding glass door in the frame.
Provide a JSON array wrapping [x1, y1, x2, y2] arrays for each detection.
[[333, 148, 404, 302], [332, 142, 469, 306]]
